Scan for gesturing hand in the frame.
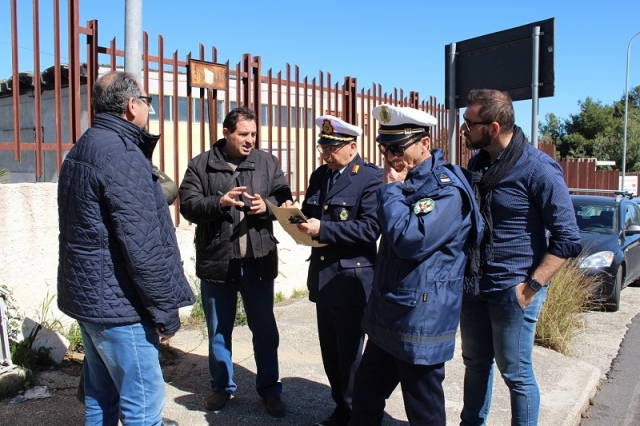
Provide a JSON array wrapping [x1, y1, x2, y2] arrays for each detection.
[[219, 186, 247, 208], [243, 192, 267, 215]]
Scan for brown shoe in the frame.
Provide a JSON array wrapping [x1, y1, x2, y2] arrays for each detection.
[[204, 391, 231, 411], [262, 395, 287, 417]]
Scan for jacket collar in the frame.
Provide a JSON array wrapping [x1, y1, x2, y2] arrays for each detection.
[[402, 148, 446, 191], [92, 113, 160, 159]]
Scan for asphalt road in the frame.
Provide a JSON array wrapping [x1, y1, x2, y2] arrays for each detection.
[[581, 312, 640, 425]]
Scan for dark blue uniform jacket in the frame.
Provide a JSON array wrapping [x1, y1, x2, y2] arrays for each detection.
[[362, 149, 483, 365], [301, 154, 382, 306]]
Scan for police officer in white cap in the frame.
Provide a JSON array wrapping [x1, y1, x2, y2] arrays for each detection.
[[349, 105, 482, 425], [297, 115, 382, 426]]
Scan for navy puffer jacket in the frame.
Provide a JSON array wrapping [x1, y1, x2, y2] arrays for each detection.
[[57, 113, 194, 334]]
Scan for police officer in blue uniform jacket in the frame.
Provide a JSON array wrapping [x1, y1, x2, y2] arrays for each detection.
[[349, 105, 483, 426], [297, 115, 382, 426]]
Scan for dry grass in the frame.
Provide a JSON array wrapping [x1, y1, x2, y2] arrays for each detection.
[[535, 257, 601, 355]]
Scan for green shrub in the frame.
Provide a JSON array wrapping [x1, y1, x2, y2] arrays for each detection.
[[535, 257, 600, 355], [65, 322, 84, 353]]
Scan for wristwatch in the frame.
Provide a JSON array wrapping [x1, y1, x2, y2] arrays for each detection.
[[527, 278, 546, 292]]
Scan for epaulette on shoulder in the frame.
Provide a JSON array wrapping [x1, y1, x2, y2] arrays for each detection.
[[434, 167, 456, 186], [363, 161, 381, 170]]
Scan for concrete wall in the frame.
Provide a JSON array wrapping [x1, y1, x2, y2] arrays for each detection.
[[0, 183, 310, 329]]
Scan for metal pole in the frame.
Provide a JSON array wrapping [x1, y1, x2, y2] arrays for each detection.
[[124, 0, 142, 83], [531, 26, 540, 149], [622, 31, 640, 191], [448, 42, 457, 164]]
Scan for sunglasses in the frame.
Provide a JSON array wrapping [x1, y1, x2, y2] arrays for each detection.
[[378, 137, 421, 157], [138, 95, 153, 107]]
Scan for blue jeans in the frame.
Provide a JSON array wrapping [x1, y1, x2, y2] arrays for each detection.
[[79, 320, 164, 426], [459, 285, 548, 426], [201, 259, 281, 398]]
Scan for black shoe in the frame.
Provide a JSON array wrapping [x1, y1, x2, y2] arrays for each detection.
[[263, 395, 287, 417], [204, 391, 231, 411], [162, 418, 179, 426]]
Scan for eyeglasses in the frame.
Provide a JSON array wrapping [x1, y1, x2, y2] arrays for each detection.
[[462, 116, 493, 129], [378, 137, 421, 157], [317, 143, 348, 154], [138, 95, 153, 107]]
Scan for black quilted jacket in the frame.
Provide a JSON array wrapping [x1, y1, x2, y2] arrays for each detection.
[[57, 113, 194, 334]]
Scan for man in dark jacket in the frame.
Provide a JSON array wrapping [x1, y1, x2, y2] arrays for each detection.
[[350, 105, 482, 426], [297, 115, 381, 426], [459, 89, 581, 426], [57, 71, 194, 426], [179, 106, 293, 418]]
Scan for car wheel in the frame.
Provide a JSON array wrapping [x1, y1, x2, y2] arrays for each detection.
[[606, 268, 622, 312]]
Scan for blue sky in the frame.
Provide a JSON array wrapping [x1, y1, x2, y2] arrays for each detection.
[[2, 0, 639, 139]]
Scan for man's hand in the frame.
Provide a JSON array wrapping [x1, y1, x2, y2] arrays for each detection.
[[383, 159, 408, 184], [243, 192, 267, 215], [220, 186, 247, 209], [281, 200, 294, 208], [516, 282, 537, 309], [296, 218, 321, 237], [156, 328, 175, 343]]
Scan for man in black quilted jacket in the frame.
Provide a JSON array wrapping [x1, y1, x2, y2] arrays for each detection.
[[57, 71, 194, 426]]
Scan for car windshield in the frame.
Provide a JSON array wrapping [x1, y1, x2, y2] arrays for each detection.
[[574, 203, 617, 234]]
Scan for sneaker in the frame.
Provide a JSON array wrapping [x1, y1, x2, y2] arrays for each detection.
[[204, 391, 231, 411], [262, 395, 287, 417]]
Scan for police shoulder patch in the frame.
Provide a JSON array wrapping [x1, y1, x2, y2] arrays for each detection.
[[413, 198, 435, 215]]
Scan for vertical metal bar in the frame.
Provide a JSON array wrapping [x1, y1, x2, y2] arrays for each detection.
[[447, 42, 457, 165], [86, 19, 98, 127], [68, 0, 80, 143], [294, 65, 300, 196], [312, 76, 317, 171], [33, 0, 43, 179], [143, 31, 149, 103], [157, 34, 164, 170], [235, 61, 241, 111], [186, 52, 193, 163], [198, 45, 205, 154], [277, 71, 282, 167], [211, 47, 218, 144], [110, 38, 116, 69], [303, 76, 309, 197], [172, 50, 179, 225], [286, 63, 291, 185], [11, 0, 21, 162], [254, 56, 262, 144], [531, 26, 540, 149], [53, 0, 63, 174]]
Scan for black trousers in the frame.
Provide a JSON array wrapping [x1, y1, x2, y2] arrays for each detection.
[[316, 303, 366, 424], [350, 340, 446, 426]]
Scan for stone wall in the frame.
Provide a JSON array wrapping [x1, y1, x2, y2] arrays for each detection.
[[0, 183, 310, 328]]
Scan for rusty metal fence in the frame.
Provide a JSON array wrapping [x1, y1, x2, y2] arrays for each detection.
[[2, 0, 633, 226], [2, 0, 458, 225]]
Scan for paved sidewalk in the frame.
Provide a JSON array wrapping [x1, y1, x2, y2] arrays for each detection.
[[2, 288, 640, 425]]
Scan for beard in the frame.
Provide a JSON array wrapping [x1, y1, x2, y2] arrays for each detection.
[[465, 127, 492, 150]]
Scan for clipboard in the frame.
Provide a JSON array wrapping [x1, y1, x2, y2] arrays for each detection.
[[266, 200, 327, 247]]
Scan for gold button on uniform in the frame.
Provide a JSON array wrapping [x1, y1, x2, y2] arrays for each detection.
[[324, 205, 329, 210]]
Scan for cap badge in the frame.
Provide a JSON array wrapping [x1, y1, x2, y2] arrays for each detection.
[[413, 198, 435, 215], [339, 208, 349, 221], [322, 119, 334, 135], [379, 106, 391, 124]]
